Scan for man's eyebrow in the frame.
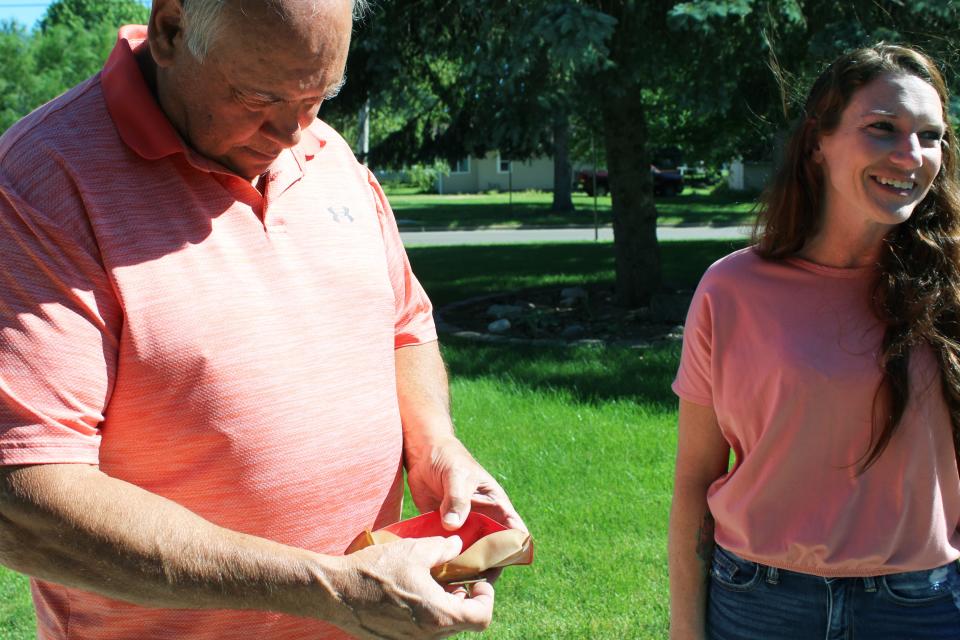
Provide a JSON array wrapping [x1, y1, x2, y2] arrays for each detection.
[[234, 75, 345, 104], [324, 75, 347, 100], [235, 86, 284, 103]]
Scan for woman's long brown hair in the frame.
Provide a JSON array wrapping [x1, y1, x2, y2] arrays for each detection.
[[754, 44, 960, 470]]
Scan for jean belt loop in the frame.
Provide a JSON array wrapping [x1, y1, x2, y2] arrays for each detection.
[[765, 566, 780, 585], [862, 576, 877, 593]]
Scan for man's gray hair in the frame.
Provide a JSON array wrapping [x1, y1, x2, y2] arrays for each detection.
[[181, 0, 370, 62]]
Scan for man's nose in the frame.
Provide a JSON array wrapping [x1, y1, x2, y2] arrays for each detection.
[[262, 106, 305, 148]]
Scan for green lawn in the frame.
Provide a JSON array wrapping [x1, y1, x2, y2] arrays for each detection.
[[416, 240, 743, 638], [0, 569, 33, 640], [386, 187, 757, 230], [0, 239, 743, 638]]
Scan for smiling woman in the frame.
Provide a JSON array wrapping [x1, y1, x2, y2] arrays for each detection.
[[668, 44, 960, 640], [812, 73, 945, 258]]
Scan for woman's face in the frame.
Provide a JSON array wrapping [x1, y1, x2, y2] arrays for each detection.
[[814, 73, 946, 236]]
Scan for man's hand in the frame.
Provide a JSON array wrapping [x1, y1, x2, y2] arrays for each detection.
[[326, 535, 494, 639], [405, 435, 526, 533], [395, 342, 526, 536], [0, 464, 493, 639]]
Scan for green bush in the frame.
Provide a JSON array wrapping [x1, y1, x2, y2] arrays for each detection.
[[406, 161, 449, 194]]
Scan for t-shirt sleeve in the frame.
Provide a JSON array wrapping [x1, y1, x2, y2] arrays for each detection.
[[672, 273, 716, 407], [366, 171, 438, 348], [0, 182, 121, 465]]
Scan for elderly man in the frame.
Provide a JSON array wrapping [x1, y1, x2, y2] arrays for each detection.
[[0, 0, 524, 638]]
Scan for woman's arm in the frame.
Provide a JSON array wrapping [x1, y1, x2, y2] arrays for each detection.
[[668, 399, 731, 640]]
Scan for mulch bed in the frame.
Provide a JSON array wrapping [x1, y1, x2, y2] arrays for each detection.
[[436, 283, 693, 348]]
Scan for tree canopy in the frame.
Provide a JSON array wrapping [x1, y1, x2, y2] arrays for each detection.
[[40, 0, 149, 32], [326, 0, 960, 305], [0, 0, 148, 132], [2, 0, 960, 305]]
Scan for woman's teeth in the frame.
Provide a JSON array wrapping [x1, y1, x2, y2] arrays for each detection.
[[874, 176, 915, 190]]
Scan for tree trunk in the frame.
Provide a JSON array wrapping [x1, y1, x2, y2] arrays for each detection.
[[602, 87, 660, 308], [551, 112, 574, 212]]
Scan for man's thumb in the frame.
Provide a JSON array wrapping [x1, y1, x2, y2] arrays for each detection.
[[418, 534, 464, 567]]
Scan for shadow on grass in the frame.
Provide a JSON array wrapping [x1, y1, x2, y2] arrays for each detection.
[[442, 338, 683, 408], [407, 239, 745, 306], [655, 191, 758, 227], [392, 190, 756, 230], [408, 239, 747, 406]]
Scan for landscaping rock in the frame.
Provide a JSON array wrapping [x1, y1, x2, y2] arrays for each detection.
[[436, 283, 694, 347], [561, 324, 586, 339], [559, 286, 588, 308], [560, 287, 588, 301], [486, 304, 524, 319], [487, 319, 512, 334]]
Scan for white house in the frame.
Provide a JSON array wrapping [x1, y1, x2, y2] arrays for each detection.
[[437, 151, 556, 194], [727, 158, 773, 192]]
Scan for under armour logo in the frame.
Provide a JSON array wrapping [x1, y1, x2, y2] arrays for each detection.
[[328, 206, 354, 223]]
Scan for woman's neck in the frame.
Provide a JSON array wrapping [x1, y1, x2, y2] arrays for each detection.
[[796, 212, 890, 268]]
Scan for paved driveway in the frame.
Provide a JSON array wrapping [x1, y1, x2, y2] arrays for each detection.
[[400, 225, 751, 246]]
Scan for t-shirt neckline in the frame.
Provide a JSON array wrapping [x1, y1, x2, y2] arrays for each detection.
[[783, 255, 877, 279]]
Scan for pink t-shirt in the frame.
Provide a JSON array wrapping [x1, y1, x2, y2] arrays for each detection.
[[0, 26, 436, 639], [673, 247, 960, 577]]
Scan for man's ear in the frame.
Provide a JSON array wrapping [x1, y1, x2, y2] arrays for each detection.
[[147, 0, 185, 68]]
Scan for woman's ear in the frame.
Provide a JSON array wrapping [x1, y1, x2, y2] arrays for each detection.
[[806, 118, 824, 163], [811, 141, 823, 164]]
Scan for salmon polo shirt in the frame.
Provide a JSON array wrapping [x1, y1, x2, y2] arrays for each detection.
[[0, 26, 436, 639]]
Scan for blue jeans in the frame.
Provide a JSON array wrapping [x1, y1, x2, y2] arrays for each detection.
[[708, 546, 960, 639]]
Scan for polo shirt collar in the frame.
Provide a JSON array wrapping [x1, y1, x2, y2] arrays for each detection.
[[102, 25, 183, 161], [101, 25, 326, 171]]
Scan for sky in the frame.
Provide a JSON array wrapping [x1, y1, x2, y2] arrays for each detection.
[[0, 1, 150, 30], [0, 1, 51, 28]]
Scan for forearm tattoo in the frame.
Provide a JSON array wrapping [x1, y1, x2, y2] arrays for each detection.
[[695, 510, 716, 580]]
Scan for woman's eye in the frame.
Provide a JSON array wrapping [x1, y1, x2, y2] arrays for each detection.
[[920, 130, 944, 142], [867, 121, 895, 133]]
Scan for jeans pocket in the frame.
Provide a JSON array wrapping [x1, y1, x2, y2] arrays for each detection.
[[881, 564, 957, 606], [711, 546, 762, 592]]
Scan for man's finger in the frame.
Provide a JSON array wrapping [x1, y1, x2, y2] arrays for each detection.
[[440, 468, 475, 530], [469, 499, 528, 533], [447, 580, 495, 631]]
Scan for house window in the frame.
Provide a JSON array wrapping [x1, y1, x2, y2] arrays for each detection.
[[451, 158, 470, 174], [497, 154, 512, 174]]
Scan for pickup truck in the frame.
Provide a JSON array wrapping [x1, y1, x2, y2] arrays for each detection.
[[576, 166, 684, 197]]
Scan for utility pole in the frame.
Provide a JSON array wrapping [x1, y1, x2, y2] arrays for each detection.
[[356, 99, 370, 165], [592, 132, 598, 242]]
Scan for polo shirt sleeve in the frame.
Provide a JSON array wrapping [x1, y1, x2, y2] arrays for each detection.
[[366, 172, 438, 348], [0, 182, 120, 465], [672, 272, 716, 407]]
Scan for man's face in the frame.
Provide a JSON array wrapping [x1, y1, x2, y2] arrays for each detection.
[[155, 0, 353, 179]]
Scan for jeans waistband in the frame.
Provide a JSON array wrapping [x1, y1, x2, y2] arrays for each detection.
[[716, 545, 960, 587]]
